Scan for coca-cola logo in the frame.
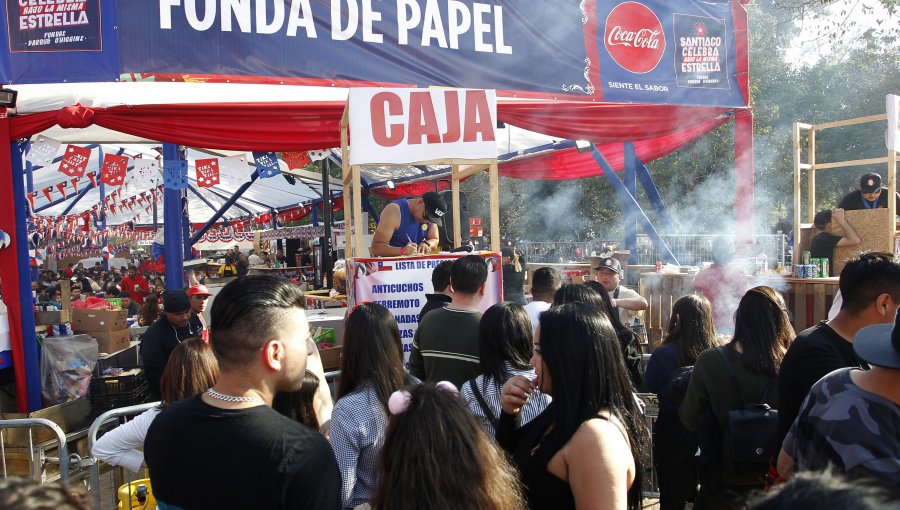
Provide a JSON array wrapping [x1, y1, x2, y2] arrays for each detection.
[[604, 2, 666, 74]]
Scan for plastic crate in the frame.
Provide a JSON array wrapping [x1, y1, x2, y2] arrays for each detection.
[[90, 367, 149, 414]]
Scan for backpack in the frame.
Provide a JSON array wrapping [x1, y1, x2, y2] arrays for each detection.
[[661, 365, 693, 407], [715, 347, 780, 465]]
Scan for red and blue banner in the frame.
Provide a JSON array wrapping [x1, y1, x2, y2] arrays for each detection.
[[0, 1, 746, 107]]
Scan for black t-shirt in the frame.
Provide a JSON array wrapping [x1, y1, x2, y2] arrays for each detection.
[[145, 395, 341, 510], [837, 188, 900, 211], [809, 232, 842, 276], [777, 321, 869, 441]]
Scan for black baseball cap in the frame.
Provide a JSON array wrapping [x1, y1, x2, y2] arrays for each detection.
[[853, 311, 900, 370], [162, 290, 191, 313], [593, 256, 621, 275], [859, 173, 883, 194], [422, 192, 448, 227]]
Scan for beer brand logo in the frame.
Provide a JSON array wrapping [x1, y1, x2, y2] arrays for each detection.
[[604, 2, 666, 74], [434, 208, 445, 217]]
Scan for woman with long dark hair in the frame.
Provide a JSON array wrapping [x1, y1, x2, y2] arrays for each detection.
[[138, 293, 161, 326], [92, 338, 218, 473], [679, 286, 794, 509], [375, 383, 525, 510], [330, 303, 417, 510], [499, 303, 649, 509], [461, 302, 550, 438], [501, 246, 528, 306], [645, 295, 719, 510]]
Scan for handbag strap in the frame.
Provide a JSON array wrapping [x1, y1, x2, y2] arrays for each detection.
[[470, 379, 499, 428], [715, 346, 774, 406]]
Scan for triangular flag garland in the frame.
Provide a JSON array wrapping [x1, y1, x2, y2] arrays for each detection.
[[307, 149, 330, 161], [55, 181, 67, 198], [283, 151, 311, 170], [42, 187, 53, 202], [28, 135, 61, 167], [163, 159, 188, 189], [58, 145, 91, 178], [195, 158, 220, 188], [253, 152, 281, 179], [70, 178, 79, 194], [86, 171, 98, 187], [100, 154, 129, 186]]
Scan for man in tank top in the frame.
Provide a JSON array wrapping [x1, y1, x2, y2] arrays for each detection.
[[370, 192, 448, 257]]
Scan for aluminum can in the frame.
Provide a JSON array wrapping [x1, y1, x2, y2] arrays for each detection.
[[802, 251, 811, 265], [807, 264, 817, 278], [798, 264, 808, 278], [791, 264, 801, 278], [810, 258, 821, 278], [822, 258, 829, 278]]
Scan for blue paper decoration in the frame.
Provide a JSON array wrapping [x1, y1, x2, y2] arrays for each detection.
[[163, 159, 188, 189], [253, 152, 281, 179]]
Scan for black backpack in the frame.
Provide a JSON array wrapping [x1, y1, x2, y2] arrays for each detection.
[[661, 365, 693, 407], [715, 347, 780, 465]]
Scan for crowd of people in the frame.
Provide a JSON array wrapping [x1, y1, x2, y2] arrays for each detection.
[[16, 248, 898, 509]]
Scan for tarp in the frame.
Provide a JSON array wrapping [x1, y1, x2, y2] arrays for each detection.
[[1, 0, 746, 108]]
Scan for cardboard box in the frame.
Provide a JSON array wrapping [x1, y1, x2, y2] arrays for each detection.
[[72, 308, 128, 332], [319, 345, 343, 371], [89, 329, 132, 354]]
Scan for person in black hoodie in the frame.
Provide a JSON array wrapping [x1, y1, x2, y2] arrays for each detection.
[[418, 260, 453, 321]]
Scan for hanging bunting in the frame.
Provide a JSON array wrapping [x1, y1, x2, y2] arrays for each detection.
[[163, 159, 188, 189], [70, 178, 79, 194], [195, 158, 221, 187], [307, 149, 330, 161], [26, 192, 35, 210], [55, 181, 67, 198], [42, 187, 53, 202], [253, 152, 280, 179], [283, 151, 311, 169], [100, 154, 129, 186], [86, 171, 97, 187], [28, 135, 62, 167], [58, 145, 91, 178]]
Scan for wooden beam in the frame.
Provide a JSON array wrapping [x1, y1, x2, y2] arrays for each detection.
[[451, 165, 461, 249], [454, 164, 489, 180], [808, 128, 816, 223], [341, 105, 352, 258], [489, 161, 500, 253], [352, 164, 365, 256], [890, 149, 897, 230], [813, 113, 887, 131], [813, 157, 891, 170], [282, 168, 341, 186], [793, 122, 803, 255]]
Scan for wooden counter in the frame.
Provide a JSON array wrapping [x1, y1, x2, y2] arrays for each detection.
[[639, 272, 698, 345]]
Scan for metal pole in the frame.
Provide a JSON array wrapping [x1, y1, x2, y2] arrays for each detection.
[[190, 171, 260, 245], [99, 147, 108, 272], [163, 143, 185, 289], [322, 159, 333, 289]]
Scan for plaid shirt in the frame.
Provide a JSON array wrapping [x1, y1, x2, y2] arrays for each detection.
[[461, 362, 551, 439]]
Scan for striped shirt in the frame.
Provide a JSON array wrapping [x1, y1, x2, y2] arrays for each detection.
[[409, 307, 482, 388], [461, 362, 551, 439], [329, 385, 389, 510]]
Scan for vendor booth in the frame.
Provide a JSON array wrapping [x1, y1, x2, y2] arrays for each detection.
[[0, 1, 755, 416]]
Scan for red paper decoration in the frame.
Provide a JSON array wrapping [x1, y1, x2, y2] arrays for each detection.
[[58, 145, 91, 178], [101, 154, 129, 186]]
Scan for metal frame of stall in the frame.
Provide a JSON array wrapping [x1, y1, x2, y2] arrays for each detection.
[[338, 105, 501, 257], [792, 113, 897, 249]]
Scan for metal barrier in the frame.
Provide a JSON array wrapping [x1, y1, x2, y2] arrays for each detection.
[[0, 418, 71, 481], [86, 402, 160, 510]]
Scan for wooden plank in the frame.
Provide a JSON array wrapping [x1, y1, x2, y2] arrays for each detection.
[[812, 284, 826, 324], [793, 282, 807, 332], [455, 164, 489, 180], [59, 280, 71, 311], [793, 122, 804, 254], [341, 110, 352, 259], [890, 149, 897, 228], [812, 113, 887, 131], [351, 165, 364, 257], [808, 128, 816, 223], [834, 209, 893, 275], [452, 165, 462, 249], [489, 162, 500, 252], [813, 157, 890, 170]]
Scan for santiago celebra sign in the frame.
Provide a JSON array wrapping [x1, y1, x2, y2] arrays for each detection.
[[0, 0, 746, 107]]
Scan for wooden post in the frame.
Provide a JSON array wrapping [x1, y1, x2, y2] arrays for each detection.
[[489, 161, 500, 252], [452, 165, 461, 248], [889, 148, 897, 229], [793, 122, 803, 254], [808, 128, 816, 223], [341, 106, 352, 258], [352, 164, 364, 256], [59, 279, 71, 311]]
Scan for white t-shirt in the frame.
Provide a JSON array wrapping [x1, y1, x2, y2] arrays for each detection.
[[613, 286, 644, 326], [523, 300, 551, 337], [248, 254, 262, 266]]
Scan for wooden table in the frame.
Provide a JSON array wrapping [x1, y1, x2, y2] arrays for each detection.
[[759, 276, 838, 334]]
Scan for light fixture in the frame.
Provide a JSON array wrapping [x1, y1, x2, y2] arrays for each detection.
[[386, 180, 395, 189], [0, 88, 18, 108], [575, 140, 594, 153]]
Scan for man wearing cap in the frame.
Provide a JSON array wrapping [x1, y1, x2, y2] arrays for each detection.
[[809, 208, 861, 277], [778, 309, 900, 495], [592, 256, 647, 327], [837, 172, 900, 211], [370, 192, 448, 257], [187, 284, 212, 342], [140, 289, 202, 401]]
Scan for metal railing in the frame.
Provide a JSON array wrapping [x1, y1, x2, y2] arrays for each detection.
[[0, 418, 71, 481]]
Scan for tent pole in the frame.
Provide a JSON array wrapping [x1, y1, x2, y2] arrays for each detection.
[[591, 147, 679, 265], [187, 184, 221, 214], [623, 143, 638, 264], [182, 194, 192, 261], [190, 170, 260, 246], [198, 184, 253, 215], [163, 144, 185, 289], [0, 130, 42, 411], [634, 159, 675, 231], [99, 147, 109, 271], [25, 159, 39, 281]]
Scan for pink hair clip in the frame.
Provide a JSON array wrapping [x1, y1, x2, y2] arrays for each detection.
[[388, 389, 412, 415], [436, 380, 459, 395]]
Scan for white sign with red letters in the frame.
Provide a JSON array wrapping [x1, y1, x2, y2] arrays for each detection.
[[348, 88, 497, 165]]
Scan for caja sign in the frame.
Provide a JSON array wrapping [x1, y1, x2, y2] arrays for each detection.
[[604, 1, 665, 74]]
